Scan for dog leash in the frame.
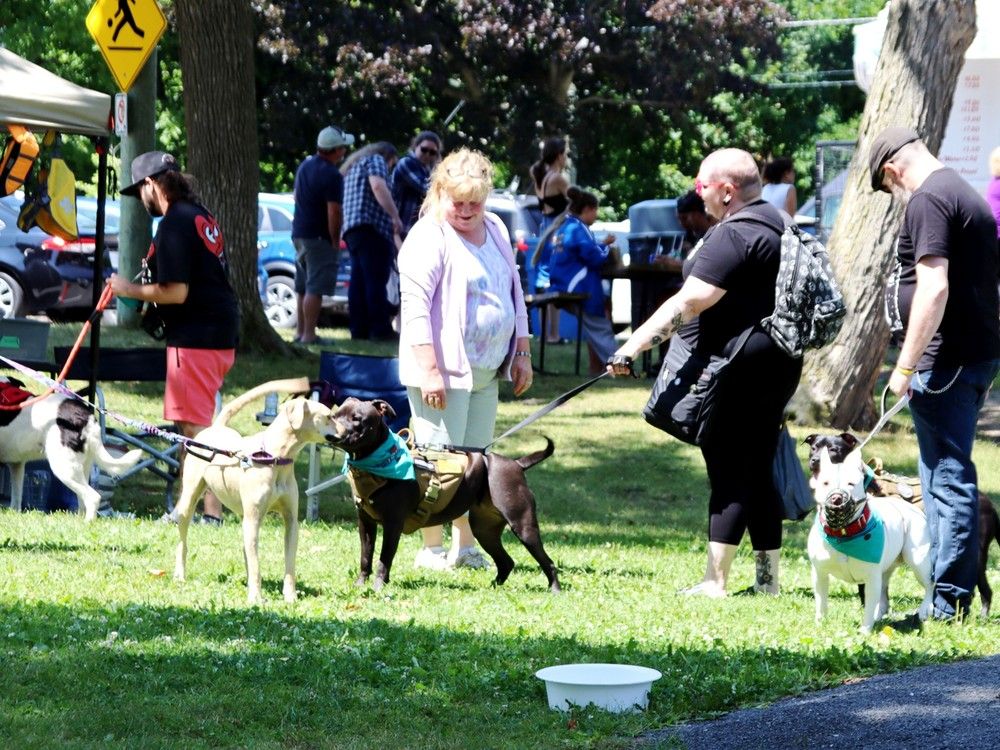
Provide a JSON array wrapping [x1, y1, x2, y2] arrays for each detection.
[[482, 371, 609, 451], [858, 384, 910, 450]]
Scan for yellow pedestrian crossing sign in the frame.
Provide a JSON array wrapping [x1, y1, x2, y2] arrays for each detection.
[[86, 0, 167, 93]]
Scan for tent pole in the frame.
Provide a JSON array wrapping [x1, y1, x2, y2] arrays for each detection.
[[89, 137, 108, 398]]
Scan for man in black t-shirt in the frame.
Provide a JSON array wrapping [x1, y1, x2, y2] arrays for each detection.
[[871, 126, 1000, 620], [111, 151, 240, 524]]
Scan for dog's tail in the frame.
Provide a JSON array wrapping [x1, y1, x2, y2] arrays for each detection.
[[213, 377, 311, 427], [516, 437, 554, 471], [93, 444, 144, 476]]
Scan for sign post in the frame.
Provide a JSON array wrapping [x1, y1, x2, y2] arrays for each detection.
[[86, 0, 166, 93]]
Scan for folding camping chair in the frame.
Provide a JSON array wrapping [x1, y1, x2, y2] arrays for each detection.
[[53, 346, 182, 509], [304, 352, 411, 522]]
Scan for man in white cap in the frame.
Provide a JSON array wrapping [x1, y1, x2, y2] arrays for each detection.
[[291, 125, 354, 344], [871, 125, 1000, 621]]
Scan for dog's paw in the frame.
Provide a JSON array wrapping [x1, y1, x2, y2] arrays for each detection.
[[371, 578, 386, 592]]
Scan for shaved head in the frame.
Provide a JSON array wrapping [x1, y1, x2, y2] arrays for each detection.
[[700, 148, 762, 201]]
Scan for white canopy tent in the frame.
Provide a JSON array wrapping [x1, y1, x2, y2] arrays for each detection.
[[853, 0, 1000, 193], [0, 47, 113, 391], [0, 48, 111, 137]]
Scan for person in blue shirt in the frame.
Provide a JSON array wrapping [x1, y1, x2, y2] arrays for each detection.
[[548, 187, 618, 367]]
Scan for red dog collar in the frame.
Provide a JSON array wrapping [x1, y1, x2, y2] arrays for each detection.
[[822, 503, 871, 538]]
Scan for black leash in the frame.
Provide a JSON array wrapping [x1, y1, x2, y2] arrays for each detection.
[[482, 371, 609, 451]]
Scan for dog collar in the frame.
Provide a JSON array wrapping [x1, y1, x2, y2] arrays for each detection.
[[246, 450, 293, 467], [822, 503, 871, 538]]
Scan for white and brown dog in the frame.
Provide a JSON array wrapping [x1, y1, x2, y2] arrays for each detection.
[[804, 433, 933, 633], [0, 377, 143, 520], [172, 377, 336, 605]]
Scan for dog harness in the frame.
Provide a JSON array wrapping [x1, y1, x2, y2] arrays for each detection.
[[0, 380, 32, 427], [347, 434, 469, 534]]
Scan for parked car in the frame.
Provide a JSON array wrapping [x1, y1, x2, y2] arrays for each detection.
[[0, 193, 63, 318], [257, 192, 350, 329], [485, 190, 542, 296], [37, 196, 117, 321]]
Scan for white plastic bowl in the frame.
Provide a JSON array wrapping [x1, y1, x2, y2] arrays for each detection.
[[535, 663, 662, 713]]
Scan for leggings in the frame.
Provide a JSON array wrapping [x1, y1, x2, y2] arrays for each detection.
[[699, 333, 802, 550]]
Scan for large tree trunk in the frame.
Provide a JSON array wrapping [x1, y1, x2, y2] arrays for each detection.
[[175, 0, 291, 356], [798, 0, 976, 430]]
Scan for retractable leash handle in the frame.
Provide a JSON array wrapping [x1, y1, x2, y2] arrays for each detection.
[[858, 384, 910, 450]]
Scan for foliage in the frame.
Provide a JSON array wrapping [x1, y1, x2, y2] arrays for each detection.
[[2, 323, 1000, 748]]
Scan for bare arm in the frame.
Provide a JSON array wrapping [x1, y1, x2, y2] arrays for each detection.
[[888, 256, 949, 396], [613, 276, 726, 361], [369, 175, 403, 236], [327, 201, 342, 244], [109, 275, 188, 305]]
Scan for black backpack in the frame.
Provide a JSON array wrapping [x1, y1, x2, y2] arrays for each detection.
[[730, 214, 847, 358]]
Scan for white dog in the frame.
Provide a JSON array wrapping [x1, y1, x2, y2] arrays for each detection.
[[0, 377, 143, 520], [172, 377, 336, 605], [804, 433, 933, 633]]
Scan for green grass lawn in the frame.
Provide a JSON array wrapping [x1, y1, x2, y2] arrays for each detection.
[[2, 322, 999, 749]]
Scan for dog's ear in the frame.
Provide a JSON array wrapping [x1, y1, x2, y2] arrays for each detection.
[[284, 398, 307, 430], [840, 433, 859, 450], [803, 434, 819, 447], [372, 399, 396, 421]]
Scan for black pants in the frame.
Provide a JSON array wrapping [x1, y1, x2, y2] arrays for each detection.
[[699, 332, 802, 550], [344, 225, 395, 340]]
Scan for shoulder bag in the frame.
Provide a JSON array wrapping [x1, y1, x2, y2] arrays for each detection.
[[641, 326, 754, 446]]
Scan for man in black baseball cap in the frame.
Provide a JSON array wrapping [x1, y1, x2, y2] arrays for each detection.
[[867, 126, 919, 192], [120, 150, 180, 197], [872, 122, 1000, 623]]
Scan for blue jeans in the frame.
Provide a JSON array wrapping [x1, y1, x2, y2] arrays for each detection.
[[909, 358, 1000, 618]]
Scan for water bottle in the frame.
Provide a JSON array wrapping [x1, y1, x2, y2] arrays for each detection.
[[257, 392, 279, 424]]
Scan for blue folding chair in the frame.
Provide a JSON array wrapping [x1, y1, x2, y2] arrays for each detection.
[[304, 352, 412, 521]]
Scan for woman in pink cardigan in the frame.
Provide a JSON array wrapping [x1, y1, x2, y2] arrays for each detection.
[[398, 148, 533, 570]]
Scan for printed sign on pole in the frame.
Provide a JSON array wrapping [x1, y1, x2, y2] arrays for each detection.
[[86, 0, 166, 93], [114, 93, 128, 137]]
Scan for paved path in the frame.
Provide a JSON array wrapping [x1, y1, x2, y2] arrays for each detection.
[[638, 397, 1000, 749], [641, 655, 1000, 749]]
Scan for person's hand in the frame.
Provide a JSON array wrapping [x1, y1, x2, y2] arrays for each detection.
[[602, 233, 615, 246], [888, 367, 913, 400], [606, 353, 637, 378], [511, 354, 533, 396], [392, 215, 404, 237], [420, 369, 447, 410], [108, 273, 131, 298]]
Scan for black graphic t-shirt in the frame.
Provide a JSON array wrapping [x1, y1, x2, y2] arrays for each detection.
[[150, 200, 239, 349], [894, 167, 1000, 369]]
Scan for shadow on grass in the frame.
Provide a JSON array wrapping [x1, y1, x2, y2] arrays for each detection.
[[0, 599, 943, 749]]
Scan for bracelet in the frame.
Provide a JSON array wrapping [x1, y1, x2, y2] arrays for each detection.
[[514, 350, 532, 358], [896, 364, 917, 376]]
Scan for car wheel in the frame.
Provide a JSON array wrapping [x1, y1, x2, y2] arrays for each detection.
[[0, 271, 25, 319], [265, 274, 297, 329]]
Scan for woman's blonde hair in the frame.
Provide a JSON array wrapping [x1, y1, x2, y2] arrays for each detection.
[[421, 148, 493, 222], [990, 146, 1000, 178]]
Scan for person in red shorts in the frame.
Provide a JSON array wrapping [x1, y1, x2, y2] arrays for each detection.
[[110, 151, 240, 524]]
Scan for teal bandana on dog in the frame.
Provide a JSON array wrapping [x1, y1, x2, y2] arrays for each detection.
[[818, 507, 886, 564], [347, 431, 415, 480]]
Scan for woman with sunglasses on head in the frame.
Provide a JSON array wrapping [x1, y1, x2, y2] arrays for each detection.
[[398, 147, 533, 571], [608, 148, 802, 598], [391, 131, 442, 239], [531, 136, 571, 344]]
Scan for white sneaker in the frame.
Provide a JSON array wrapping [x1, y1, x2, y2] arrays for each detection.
[[413, 545, 450, 571], [679, 581, 727, 598], [448, 546, 491, 570]]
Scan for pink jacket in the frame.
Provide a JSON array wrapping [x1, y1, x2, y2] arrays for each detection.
[[398, 212, 529, 390]]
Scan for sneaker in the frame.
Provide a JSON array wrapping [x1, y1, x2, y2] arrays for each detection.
[[196, 514, 223, 526], [413, 545, 450, 571], [158, 510, 178, 524], [448, 546, 491, 570]]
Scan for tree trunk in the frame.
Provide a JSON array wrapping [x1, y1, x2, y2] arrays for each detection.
[[798, 0, 976, 430], [174, 0, 292, 356]]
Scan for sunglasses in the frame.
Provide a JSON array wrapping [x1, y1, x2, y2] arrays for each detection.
[[694, 178, 726, 197], [420, 146, 439, 156], [445, 165, 489, 179]]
